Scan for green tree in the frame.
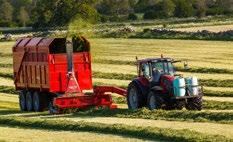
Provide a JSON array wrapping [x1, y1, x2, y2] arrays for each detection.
[[217, 0, 233, 14], [0, 1, 13, 23], [18, 6, 29, 26], [161, 0, 176, 17], [32, 0, 99, 28], [97, 0, 131, 15], [195, 0, 207, 18], [143, 0, 175, 19], [31, 0, 57, 28], [174, 0, 194, 18], [134, 0, 157, 12], [10, 0, 33, 24]]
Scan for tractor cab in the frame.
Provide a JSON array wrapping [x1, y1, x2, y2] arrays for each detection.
[[137, 58, 175, 85]]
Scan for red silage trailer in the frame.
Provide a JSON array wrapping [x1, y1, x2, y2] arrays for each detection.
[[13, 37, 126, 113]]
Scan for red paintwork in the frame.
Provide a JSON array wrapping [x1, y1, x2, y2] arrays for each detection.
[[160, 75, 175, 95], [137, 76, 149, 86], [48, 52, 92, 93], [53, 86, 126, 109]]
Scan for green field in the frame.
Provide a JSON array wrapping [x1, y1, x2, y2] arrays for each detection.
[[0, 37, 233, 141]]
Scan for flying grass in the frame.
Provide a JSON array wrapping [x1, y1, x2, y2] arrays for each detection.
[[0, 116, 231, 142]]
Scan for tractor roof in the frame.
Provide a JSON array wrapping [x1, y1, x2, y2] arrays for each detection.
[[137, 58, 173, 64]]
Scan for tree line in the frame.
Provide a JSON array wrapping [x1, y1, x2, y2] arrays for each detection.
[[0, 0, 233, 28]]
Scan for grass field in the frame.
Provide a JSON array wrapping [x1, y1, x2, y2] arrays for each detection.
[[1, 36, 233, 141]]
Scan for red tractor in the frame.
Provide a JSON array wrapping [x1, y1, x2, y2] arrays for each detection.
[[127, 57, 203, 110]]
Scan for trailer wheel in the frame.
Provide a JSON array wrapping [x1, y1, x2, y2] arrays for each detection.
[[127, 82, 143, 110], [147, 91, 162, 110], [26, 91, 33, 111], [185, 95, 203, 111], [19, 90, 27, 111], [33, 91, 45, 112]]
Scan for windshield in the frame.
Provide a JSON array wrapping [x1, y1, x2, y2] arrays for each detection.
[[151, 61, 175, 75]]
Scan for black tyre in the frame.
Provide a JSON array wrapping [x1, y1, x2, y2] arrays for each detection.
[[33, 91, 47, 112], [147, 91, 162, 110], [185, 95, 203, 111], [127, 82, 144, 109], [19, 90, 27, 111], [26, 91, 33, 111]]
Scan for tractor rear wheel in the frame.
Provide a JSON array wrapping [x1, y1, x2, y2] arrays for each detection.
[[127, 82, 144, 109], [147, 91, 162, 110], [19, 90, 27, 111], [185, 95, 203, 111], [33, 91, 46, 112], [26, 91, 33, 111]]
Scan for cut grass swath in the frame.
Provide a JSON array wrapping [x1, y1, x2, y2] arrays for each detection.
[[0, 116, 231, 142], [0, 72, 13, 80], [203, 100, 233, 110], [204, 89, 233, 97], [0, 86, 17, 94], [93, 71, 135, 80], [93, 72, 233, 88], [200, 79, 233, 87], [74, 108, 233, 124], [0, 109, 20, 115], [0, 63, 12, 68], [176, 67, 233, 74], [112, 96, 233, 110], [93, 59, 233, 74], [93, 59, 134, 65]]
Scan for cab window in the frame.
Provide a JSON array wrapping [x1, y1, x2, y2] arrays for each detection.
[[140, 63, 151, 78], [152, 62, 164, 73]]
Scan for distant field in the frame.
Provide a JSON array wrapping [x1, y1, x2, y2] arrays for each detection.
[[175, 24, 233, 32], [1, 38, 233, 141]]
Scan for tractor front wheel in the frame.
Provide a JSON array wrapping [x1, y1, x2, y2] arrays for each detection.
[[185, 95, 203, 111], [127, 82, 144, 110], [147, 91, 162, 110]]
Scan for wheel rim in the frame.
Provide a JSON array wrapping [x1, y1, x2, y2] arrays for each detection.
[[149, 94, 157, 110], [33, 92, 39, 111], [129, 87, 138, 109], [26, 92, 33, 111]]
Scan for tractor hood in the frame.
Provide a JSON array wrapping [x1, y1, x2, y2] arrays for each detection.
[[161, 75, 176, 82]]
